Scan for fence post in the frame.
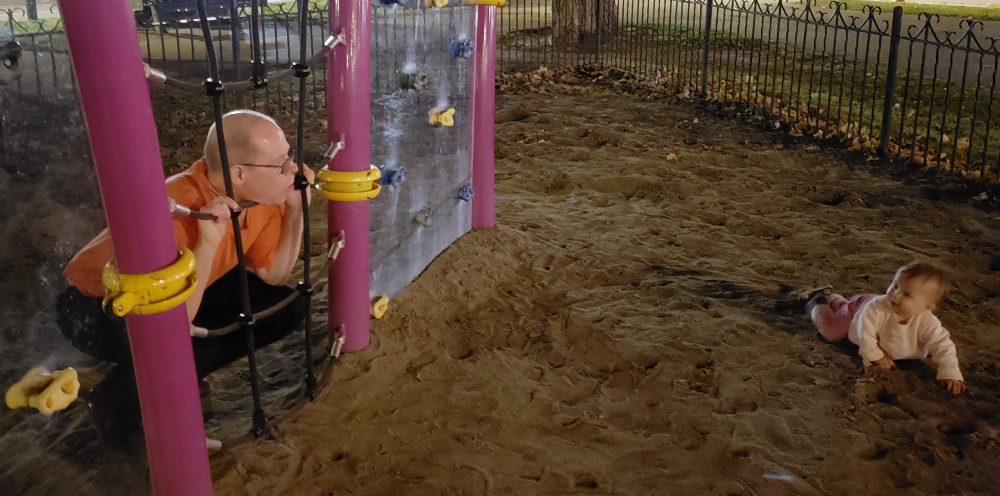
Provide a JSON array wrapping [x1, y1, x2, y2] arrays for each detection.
[[230, 0, 241, 80], [879, 6, 903, 156], [26, 0, 36, 20], [701, 0, 713, 97]]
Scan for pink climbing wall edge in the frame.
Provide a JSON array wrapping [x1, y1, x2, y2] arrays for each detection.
[[327, 0, 373, 352], [471, 4, 496, 229], [57, 1, 213, 494]]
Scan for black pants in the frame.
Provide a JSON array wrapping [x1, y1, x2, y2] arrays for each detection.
[[56, 267, 305, 379]]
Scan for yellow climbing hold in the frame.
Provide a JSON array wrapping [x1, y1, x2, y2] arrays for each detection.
[[315, 165, 382, 202], [425, 0, 449, 7], [102, 246, 198, 317], [370, 295, 390, 319], [429, 107, 456, 127], [5, 367, 80, 416]]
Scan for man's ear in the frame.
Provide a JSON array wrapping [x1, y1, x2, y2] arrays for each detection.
[[230, 164, 247, 185]]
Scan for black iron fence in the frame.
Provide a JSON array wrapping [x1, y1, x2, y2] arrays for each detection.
[[3, 1, 1000, 179], [500, 0, 1000, 180]]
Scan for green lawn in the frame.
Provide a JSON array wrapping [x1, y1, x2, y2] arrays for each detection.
[[835, 0, 1000, 21]]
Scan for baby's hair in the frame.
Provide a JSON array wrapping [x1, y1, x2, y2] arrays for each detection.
[[896, 261, 951, 304]]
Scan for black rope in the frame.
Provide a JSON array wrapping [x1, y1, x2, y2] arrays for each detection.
[[196, 0, 271, 440], [198, 250, 337, 338], [203, 291, 301, 337], [294, 0, 319, 400], [249, 0, 266, 89], [149, 47, 331, 92]]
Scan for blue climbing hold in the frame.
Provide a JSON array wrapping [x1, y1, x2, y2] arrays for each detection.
[[454, 183, 474, 202], [378, 165, 408, 188], [450, 40, 474, 59]]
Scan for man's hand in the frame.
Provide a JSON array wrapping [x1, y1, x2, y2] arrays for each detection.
[[197, 196, 239, 248], [940, 379, 966, 395], [287, 165, 315, 208]]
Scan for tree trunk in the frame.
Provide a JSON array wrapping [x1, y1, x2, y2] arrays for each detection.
[[552, 0, 619, 52]]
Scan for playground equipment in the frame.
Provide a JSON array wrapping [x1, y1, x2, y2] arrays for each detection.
[[0, 41, 21, 85], [5, 367, 79, 416], [6, 0, 501, 493]]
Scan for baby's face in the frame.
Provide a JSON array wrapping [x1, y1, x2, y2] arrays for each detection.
[[885, 274, 939, 322]]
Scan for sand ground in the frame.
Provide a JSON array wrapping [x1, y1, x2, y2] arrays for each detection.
[[206, 86, 1000, 495], [3, 76, 1000, 494]]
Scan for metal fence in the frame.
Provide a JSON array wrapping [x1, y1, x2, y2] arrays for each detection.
[[499, 0, 1000, 180], [4, 1, 1000, 179]]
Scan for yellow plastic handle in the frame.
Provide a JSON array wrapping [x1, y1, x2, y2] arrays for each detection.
[[5, 367, 80, 416], [102, 246, 198, 317], [315, 165, 382, 202]]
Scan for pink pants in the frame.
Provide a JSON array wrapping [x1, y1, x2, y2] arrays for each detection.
[[811, 294, 878, 341]]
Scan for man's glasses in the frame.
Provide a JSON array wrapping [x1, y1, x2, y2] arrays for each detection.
[[241, 150, 298, 175]]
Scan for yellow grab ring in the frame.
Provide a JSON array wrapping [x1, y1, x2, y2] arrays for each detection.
[[315, 165, 382, 202], [102, 246, 198, 317]]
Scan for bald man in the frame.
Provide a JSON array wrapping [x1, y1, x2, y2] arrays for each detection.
[[58, 110, 314, 382]]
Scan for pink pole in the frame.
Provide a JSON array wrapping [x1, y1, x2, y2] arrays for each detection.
[[58, 1, 213, 495], [327, 0, 372, 352], [471, 4, 496, 229]]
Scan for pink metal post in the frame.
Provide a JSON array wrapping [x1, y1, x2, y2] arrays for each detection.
[[327, 0, 373, 351], [58, 1, 213, 494], [471, 4, 497, 228]]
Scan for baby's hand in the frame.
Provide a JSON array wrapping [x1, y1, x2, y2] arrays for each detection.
[[940, 379, 966, 395], [871, 356, 895, 370]]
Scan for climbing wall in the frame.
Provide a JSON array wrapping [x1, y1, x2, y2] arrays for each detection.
[[369, 3, 475, 299]]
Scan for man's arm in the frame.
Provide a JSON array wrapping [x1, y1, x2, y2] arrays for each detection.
[[254, 166, 314, 286], [185, 197, 238, 321], [253, 205, 304, 286]]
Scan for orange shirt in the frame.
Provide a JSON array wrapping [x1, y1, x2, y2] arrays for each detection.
[[65, 159, 285, 297]]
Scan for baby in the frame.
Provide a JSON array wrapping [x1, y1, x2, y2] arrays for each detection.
[[807, 261, 965, 395]]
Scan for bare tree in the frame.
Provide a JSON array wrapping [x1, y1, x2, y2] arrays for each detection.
[[552, 0, 619, 51]]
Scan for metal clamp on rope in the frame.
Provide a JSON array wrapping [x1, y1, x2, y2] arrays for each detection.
[[142, 62, 168, 85], [328, 231, 346, 262], [324, 139, 345, 161], [102, 246, 198, 317], [250, 59, 268, 89], [292, 62, 311, 79], [0, 41, 23, 85], [325, 33, 347, 50], [330, 327, 346, 359], [315, 165, 382, 202], [204, 78, 225, 97]]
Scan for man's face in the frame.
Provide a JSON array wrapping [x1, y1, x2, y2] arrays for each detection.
[[236, 124, 296, 206]]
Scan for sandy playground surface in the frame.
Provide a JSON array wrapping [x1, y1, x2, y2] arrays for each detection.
[[210, 86, 1000, 495], [4, 79, 1000, 495]]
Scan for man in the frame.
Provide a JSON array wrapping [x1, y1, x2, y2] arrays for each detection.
[[58, 110, 313, 398]]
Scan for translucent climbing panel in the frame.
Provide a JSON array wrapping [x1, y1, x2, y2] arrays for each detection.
[[369, 3, 475, 299]]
